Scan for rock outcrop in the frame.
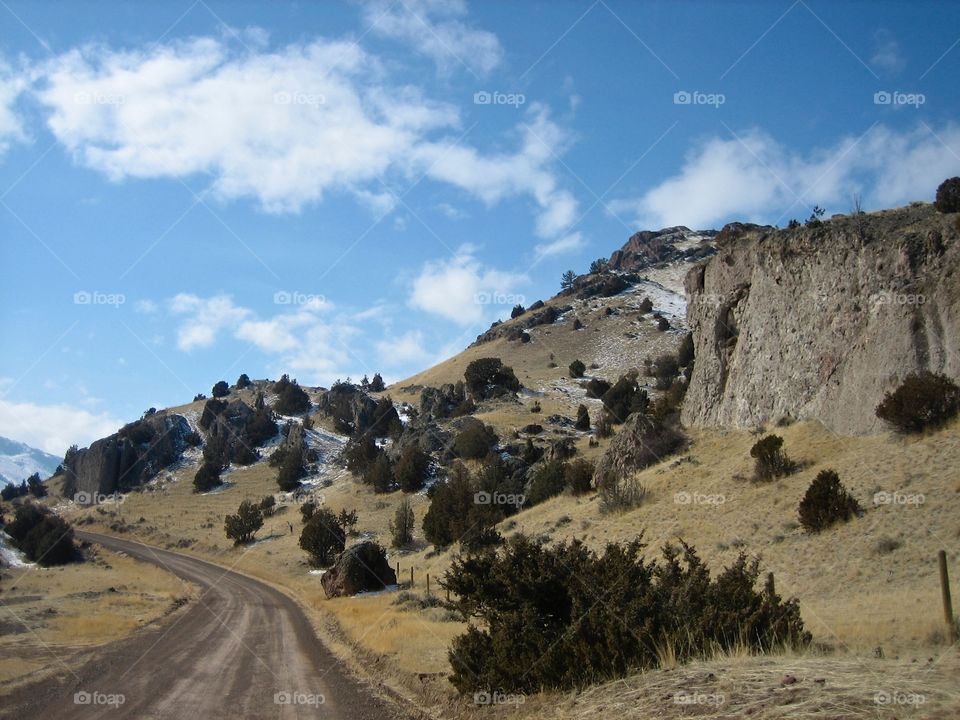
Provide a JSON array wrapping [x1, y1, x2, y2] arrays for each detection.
[[317, 384, 401, 437], [609, 226, 717, 272], [321, 541, 396, 598], [682, 204, 960, 435], [64, 413, 192, 500], [592, 413, 685, 485]]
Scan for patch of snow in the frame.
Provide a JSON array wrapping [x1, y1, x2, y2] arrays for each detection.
[[308, 569, 327, 576], [0, 532, 33, 568]]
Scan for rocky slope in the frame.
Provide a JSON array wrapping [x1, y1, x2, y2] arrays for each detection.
[[608, 226, 716, 272], [683, 203, 960, 435]]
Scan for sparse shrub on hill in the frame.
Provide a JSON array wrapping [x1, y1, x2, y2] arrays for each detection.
[[560, 269, 577, 290], [245, 393, 278, 446], [273, 375, 311, 415], [394, 444, 431, 493], [568, 359, 586, 378], [750, 434, 796, 481], [422, 463, 511, 551], [464, 358, 521, 399], [575, 404, 591, 431], [934, 177, 960, 213], [342, 433, 380, 474], [589, 258, 609, 274], [653, 354, 680, 390], [798, 469, 862, 533], [300, 507, 345, 566], [652, 379, 688, 423], [453, 420, 499, 460], [656, 316, 671, 331], [277, 448, 305, 492], [199, 398, 227, 430], [510, 304, 525, 319], [368, 373, 386, 392], [26, 473, 47, 498], [300, 500, 317, 523], [390, 496, 415, 548], [211, 380, 230, 398], [6, 504, 78, 566], [584, 377, 611, 399], [598, 473, 647, 512], [224, 500, 263, 545], [362, 453, 395, 493], [1, 481, 26, 501], [522, 438, 544, 464], [193, 393, 206, 402], [193, 461, 222, 493], [259, 495, 276, 517], [445, 535, 810, 694], [638, 296, 653, 314], [875, 371, 960, 433], [338, 508, 359, 535], [601, 374, 649, 422], [235, 373, 251, 389], [526, 459, 568, 505], [566, 459, 594, 495]]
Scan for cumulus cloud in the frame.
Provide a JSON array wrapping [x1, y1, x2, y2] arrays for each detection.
[[364, 0, 503, 75], [413, 105, 578, 238], [0, 399, 122, 455], [375, 330, 431, 366], [610, 124, 960, 230], [0, 60, 28, 155], [409, 245, 527, 325], [871, 30, 905, 74], [169, 293, 251, 350], [534, 231, 585, 259]]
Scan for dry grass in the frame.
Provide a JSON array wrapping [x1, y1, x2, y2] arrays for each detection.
[[0, 544, 192, 690]]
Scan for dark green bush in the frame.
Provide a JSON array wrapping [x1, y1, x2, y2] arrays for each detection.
[[300, 500, 317, 523], [510, 304, 525, 319], [235, 373, 251, 389], [422, 463, 513, 551], [224, 500, 263, 545], [453, 421, 498, 460], [211, 380, 230, 398], [750, 435, 795, 481], [601, 375, 648, 422], [584, 378, 611, 399], [390, 496, 415, 547], [445, 536, 809, 694], [276, 448, 305, 492], [526, 459, 568, 505], [677, 332, 695, 367], [638, 297, 653, 314], [875, 371, 960, 433], [565, 459, 593, 495], [934, 177, 960, 213], [569, 359, 586, 378], [299, 507, 345, 566], [653, 354, 680, 391], [798, 469, 862, 533], [6, 504, 77, 566], [394, 445, 431, 493], [464, 358, 521, 399], [193, 461, 223, 493], [362, 453, 395, 493], [368, 373, 386, 392], [273, 376, 311, 415]]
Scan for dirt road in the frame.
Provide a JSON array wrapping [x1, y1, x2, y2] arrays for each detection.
[[4, 531, 406, 720]]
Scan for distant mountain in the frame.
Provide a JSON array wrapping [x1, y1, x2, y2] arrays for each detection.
[[0, 436, 61, 486]]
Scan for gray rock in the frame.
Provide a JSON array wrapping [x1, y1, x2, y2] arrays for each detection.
[[321, 541, 396, 598]]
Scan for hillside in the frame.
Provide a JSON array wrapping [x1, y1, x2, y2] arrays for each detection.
[[5, 205, 960, 719], [0, 436, 60, 486]]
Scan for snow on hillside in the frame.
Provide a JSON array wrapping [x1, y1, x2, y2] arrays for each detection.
[[0, 436, 61, 486]]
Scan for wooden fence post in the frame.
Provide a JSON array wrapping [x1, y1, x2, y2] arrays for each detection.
[[427, 574, 431, 596], [939, 550, 957, 641], [766, 572, 776, 598], [410, 566, 414, 587]]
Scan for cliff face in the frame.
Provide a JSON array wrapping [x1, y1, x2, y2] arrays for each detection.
[[608, 226, 716, 272], [682, 204, 960, 435], [64, 413, 191, 499]]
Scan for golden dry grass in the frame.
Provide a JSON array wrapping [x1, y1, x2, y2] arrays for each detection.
[[0, 544, 192, 690]]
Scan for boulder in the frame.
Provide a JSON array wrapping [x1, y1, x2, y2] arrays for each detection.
[[592, 413, 685, 487], [321, 541, 397, 598]]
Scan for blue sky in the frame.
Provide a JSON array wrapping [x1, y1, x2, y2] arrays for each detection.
[[1, 0, 958, 455]]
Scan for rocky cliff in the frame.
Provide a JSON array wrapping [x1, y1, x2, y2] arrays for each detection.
[[682, 204, 960, 435], [609, 226, 716, 271], [64, 412, 192, 500]]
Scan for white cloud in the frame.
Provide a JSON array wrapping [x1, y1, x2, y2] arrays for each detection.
[[0, 399, 122, 456], [611, 124, 960, 230], [534, 231, 585, 259], [409, 245, 527, 325], [0, 60, 28, 156], [135, 299, 158, 314], [364, 0, 503, 75], [376, 330, 431, 366], [871, 31, 905, 74], [25, 33, 575, 240], [35, 37, 459, 213], [413, 104, 578, 238], [169, 293, 251, 350]]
